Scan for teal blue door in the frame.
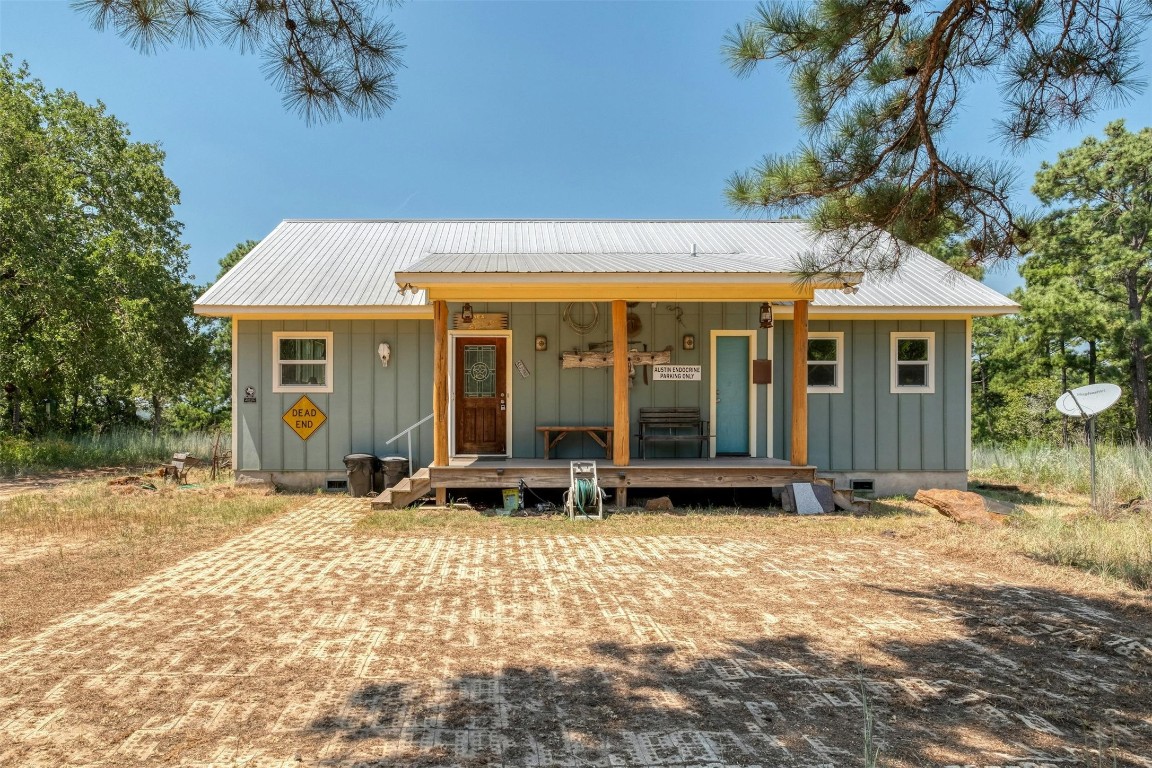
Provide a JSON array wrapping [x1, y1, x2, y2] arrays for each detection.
[[715, 336, 750, 455]]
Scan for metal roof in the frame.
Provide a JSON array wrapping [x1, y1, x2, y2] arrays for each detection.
[[194, 219, 1017, 315]]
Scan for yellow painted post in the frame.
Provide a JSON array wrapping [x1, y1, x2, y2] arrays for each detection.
[[433, 300, 449, 504], [791, 299, 809, 466], [612, 300, 630, 466]]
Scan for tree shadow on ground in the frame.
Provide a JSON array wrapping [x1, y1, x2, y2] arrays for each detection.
[[308, 583, 1152, 767]]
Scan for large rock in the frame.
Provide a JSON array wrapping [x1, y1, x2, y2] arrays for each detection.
[[914, 489, 1012, 527]]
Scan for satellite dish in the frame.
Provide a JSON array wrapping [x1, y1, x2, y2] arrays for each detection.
[[1055, 383, 1122, 418]]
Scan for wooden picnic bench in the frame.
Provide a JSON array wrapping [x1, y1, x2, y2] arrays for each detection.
[[536, 426, 614, 460], [160, 452, 200, 484], [637, 407, 710, 458]]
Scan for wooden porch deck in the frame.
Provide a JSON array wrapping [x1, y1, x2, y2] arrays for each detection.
[[433, 457, 818, 491]]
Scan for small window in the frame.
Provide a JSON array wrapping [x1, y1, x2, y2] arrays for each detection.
[[890, 332, 935, 394], [273, 332, 334, 393], [807, 332, 844, 394]]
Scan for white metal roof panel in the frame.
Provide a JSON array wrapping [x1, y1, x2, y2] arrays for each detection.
[[195, 219, 1017, 313]]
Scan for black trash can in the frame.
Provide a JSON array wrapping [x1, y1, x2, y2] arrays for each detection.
[[379, 456, 411, 490], [343, 453, 379, 497]]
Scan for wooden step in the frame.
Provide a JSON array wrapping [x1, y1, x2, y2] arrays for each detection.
[[370, 468, 432, 510]]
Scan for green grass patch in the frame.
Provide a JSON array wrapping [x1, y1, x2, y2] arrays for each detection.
[[973, 442, 1152, 506], [0, 430, 219, 475], [972, 443, 1152, 590], [1011, 508, 1152, 590]]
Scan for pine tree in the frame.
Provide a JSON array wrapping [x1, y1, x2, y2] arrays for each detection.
[[72, 0, 404, 122], [724, 0, 1149, 274]]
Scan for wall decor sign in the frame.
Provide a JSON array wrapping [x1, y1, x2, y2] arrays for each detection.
[[243, 386, 257, 403], [283, 395, 326, 440], [652, 365, 701, 381], [453, 312, 509, 330], [515, 359, 531, 378]]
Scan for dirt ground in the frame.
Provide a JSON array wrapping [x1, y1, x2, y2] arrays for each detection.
[[1, 497, 1150, 767]]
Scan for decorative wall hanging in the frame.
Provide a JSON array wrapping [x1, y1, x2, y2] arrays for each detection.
[[453, 312, 509, 330], [562, 302, 599, 334], [560, 346, 671, 369]]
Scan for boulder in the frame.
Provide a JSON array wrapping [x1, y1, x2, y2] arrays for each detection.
[[914, 489, 1013, 527]]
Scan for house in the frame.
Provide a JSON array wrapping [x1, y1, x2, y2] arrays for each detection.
[[194, 219, 1017, 502]]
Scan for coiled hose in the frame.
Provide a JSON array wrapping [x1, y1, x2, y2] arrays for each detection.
[[572, 476, 598, 517]]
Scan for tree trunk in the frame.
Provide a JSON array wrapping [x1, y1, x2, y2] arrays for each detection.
[[979, 361, 995, 442], [151, 394, 163, 440], [1125, 273, 1151, 445], [1060, 338, 1069, 448], [1088, 340, 1097, 385]]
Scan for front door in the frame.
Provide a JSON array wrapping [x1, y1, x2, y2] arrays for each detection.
[[454, 337, 507, 454], [714, 335, 751, 455]]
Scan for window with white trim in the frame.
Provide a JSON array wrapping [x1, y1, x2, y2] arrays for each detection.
[[807, 332, 844, 393], [890, 332, 935, 393], [273, 332, 334, 393]]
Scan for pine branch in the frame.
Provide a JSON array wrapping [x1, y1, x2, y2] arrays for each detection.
[[71, 0, 405, 121], [725, 0, 1150, 272]]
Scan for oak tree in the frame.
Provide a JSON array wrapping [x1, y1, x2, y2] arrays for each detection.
[[0, 56, 201, 434]]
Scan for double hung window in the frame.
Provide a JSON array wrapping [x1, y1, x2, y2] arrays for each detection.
[[273, 332, 334, 393], [890, 332, 935, 393], [807, 332, 844, 394]]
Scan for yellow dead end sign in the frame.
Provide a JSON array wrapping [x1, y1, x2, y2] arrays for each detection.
[[283, 395, 326, 440]]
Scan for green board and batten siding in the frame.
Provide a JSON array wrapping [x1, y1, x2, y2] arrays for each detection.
[[494, 301, 771, 460], [234, 308, 967, 474], [234, 319, 434, 473], [774, 319, 968, 472]]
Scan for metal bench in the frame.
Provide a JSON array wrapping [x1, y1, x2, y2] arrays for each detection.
[[161, 452, 200, 484], [637, 407, 710, 458]]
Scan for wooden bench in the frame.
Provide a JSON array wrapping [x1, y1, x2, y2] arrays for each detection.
[[161, 452, 200, 484], [537, 426, 613, 459], [637, 407, 710, 458]]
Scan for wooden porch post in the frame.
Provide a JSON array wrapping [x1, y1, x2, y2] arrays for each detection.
[[791, 299, 809, 466], [612, 300, 630, 468], [433, 299, 449, 504]]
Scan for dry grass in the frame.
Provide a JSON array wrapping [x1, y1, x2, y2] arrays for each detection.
[[0, 475, 301, 639], [972, 446, 1152, 591], [363, 493, 1152, 596], [358, 501, 931, 539]]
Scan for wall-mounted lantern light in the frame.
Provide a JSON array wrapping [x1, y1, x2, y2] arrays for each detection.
[[683, 334, 695, 351], [535, 335, 548, 351], [759, 303, 774, 329], [460, 303, 475, 324]]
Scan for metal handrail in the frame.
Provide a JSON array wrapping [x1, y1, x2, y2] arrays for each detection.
[[385, 413, 433, 470]]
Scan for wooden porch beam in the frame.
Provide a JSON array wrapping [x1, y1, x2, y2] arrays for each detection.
[[432, 300, 449, 503], [612, 300, 630, 466], [791, 299, 809, 466]]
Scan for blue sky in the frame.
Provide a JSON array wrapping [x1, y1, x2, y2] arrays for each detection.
[[2, 1, 1150, 294]]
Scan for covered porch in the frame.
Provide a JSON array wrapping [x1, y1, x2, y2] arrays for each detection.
[[395, 254, 859, 504], [433, 456, 818, 505]]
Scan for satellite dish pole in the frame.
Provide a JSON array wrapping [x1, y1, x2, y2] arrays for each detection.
[[1055, 383, 1122, 512], [1064, 389, 1097, 511]]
